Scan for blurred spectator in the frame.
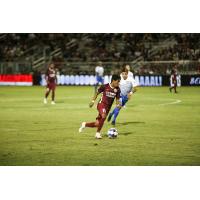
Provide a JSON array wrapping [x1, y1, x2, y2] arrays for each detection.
[[0, 33, 200, 75]]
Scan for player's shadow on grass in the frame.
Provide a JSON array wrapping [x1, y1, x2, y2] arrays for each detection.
[[117, 121, 145, 126], [120, 131, 134, 136]]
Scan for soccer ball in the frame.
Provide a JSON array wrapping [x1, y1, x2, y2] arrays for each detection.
[[107, 128, 118, 139]]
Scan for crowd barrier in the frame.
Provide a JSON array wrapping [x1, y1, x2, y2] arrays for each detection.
[[0, 74, 199, 86]]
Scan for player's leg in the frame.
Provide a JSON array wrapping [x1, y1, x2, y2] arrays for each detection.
[[79, 113, 100, 133], [169, 83, 174, 93], [96, 113, 107, 139], [51, 85, 56, 104], [79, 104, 105, 139], [111, 106, 121, 125], [112, 96, 128, 125], [169, 84, 173, 92], [108, 96, 123, 122], [107, 109, 114, 122], [174, 83, 178, 93], [44, 87, 50, 103], [86, 120, 99, 127], [95, 104, 107, 138]]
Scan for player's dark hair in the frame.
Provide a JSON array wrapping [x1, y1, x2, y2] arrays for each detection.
[[121, 65, 128, 73], [122, 63, 127, 68], [111, 74, 121, 82], [121, 63, 128, 73]]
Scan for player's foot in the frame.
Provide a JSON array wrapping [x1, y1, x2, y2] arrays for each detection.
[[44, 98, 47, 104], [51, 101, 55, 105], [79, 122, 86, 133], [95, 132, 102, 139], [111, 121, 116, 126], [169, 88, 172, 93], [107, 113, 112, 122]]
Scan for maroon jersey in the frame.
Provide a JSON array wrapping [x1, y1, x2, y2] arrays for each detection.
[[171, 74, 177, 84], [46, 68, 56, 83], [97, 83, 120, 111]]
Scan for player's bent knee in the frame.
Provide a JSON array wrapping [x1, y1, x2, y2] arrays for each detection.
[[95, 121, 99, 126]]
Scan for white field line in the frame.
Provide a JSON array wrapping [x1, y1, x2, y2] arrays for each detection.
[[158, 99, 182, 106], [0, 96, 89, 102]]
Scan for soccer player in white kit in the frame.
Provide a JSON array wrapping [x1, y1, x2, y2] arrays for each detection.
[[107, 66, 138, 125], [124, 64, 136, 100], [95, 61, 104, 93]]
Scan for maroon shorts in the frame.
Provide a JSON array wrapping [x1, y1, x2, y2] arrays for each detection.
[[47, 82, 56, 90], [96, 103, 110, 121], [173, 81, 177, 87]]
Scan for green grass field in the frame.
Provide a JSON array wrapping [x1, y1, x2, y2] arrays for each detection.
[[0, 86, 200, 166]]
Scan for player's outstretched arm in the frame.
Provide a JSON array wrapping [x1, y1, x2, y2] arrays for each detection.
[[89, 92, 99, 108], [128, 86, 138, 100], [133, 86, 138, 92]]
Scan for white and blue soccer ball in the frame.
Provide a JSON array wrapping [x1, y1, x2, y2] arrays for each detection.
[[107, 128, 118, 139]]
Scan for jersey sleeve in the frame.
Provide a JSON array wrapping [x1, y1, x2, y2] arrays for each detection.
[[131, 78, 138, 87], [97, 84, 105, 93]]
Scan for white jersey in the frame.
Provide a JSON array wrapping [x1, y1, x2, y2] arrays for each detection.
[[95, 66, 104, 76], [120, 72, 138, 87], [120, 76, 136, 96]]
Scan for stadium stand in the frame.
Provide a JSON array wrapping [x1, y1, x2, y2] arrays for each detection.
[[0, 33, 200, 75]]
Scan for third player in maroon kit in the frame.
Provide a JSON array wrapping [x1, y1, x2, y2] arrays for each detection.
[[44, 63, 57, 104], [169, 69, 178, 93], [79, 74, 121, 139]]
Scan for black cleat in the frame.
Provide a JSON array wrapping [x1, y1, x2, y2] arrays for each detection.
[[107, 113, 112, 122], [111, 121, 116, 126]]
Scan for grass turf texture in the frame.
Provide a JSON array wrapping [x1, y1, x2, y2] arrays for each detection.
[[0, 86, 200, 166]]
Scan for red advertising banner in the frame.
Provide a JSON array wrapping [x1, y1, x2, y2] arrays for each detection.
[[0, 75, 33, 86]]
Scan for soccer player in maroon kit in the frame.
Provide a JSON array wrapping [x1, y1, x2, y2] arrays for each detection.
[[169, 69, 178, 93], [79, 74, 121, 139], [44, 63, 57, 104]]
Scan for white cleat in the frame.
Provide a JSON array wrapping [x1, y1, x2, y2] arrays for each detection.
[[95, 132, 102, 139], [51, 101, 55, 105], [44, 98, 47, 104], [79, 122, 86, 133]]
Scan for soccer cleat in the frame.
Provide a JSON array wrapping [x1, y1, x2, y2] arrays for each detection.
[[95, 132, 102, 139], [79, 122, 86, 133], [44, 98, 47, 104], [107, 113, 112, 122], [51, 101, 55, 105], [111, 121, 116, 126]]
